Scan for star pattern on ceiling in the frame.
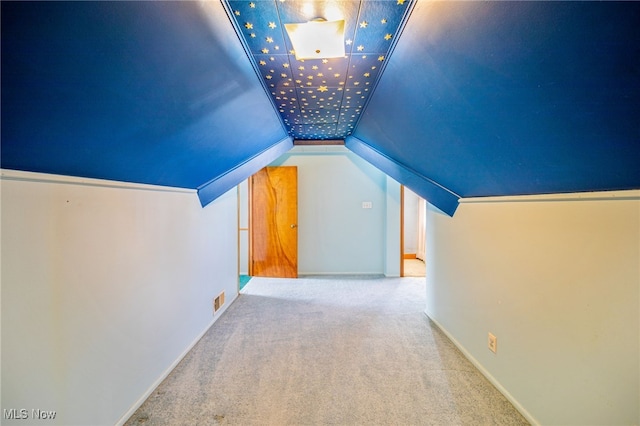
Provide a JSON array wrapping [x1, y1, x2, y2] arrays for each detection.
[[225, 0, 413, 140]]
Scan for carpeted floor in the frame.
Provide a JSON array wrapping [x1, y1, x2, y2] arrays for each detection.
[[404, 258, 426, 277], [126, 276, 528, 425]]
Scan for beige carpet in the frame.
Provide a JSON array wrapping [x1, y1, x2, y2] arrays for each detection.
[[126, 276, 528, 425]]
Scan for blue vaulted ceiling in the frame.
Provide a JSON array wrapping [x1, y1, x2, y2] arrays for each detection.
[[2, 1, 639, 215], [349, 1, 640, 214], [1, 1, 293, 206]]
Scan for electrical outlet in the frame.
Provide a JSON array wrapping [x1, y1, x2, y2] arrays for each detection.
[[362, 201, 372, 209], [488, 332, 497, 353]]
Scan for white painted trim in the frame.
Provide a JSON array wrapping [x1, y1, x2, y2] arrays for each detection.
[[0, 169, 196, 194], [424, 312, 540, 426], [115, 292, 238, 426], [459, 189, 640, 204]]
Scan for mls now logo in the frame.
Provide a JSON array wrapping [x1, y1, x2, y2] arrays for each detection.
[[3, 409, 28, 420], [4, 408, 57, 420]]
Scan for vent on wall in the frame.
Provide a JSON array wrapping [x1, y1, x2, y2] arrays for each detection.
[[213, 291, 225, 314]]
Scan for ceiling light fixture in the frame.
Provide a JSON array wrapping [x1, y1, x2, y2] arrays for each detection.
[[284, 18, 345, 60]]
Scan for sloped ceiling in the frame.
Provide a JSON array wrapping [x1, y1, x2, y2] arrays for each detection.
[[349, 1, 640, 214], [1, 1, 292, 206], [2, 1, 639, 215]]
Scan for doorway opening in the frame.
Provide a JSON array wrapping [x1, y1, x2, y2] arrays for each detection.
[[238, 179, 250, 290], [238, 166, 299, 291], [401, 185, 426, 277], [249, 166, 298, 278]]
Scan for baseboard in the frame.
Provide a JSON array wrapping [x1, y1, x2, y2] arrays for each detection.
[[403, 253, 417, 259], [424, 312, 540, 426], [115, 292, 238, 425]]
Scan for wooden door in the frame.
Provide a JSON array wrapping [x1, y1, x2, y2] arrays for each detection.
[[249, 166, 298, 278]]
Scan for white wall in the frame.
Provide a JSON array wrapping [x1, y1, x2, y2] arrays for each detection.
[[1, 170, 239, 426], [403, 187, 420, 254], [270, 146, 388, 275], [425, 191, 640, 425], [385, 177, 401, 277]]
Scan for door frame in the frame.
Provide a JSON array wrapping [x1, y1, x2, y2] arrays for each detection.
[[248, 174, 254, 276]]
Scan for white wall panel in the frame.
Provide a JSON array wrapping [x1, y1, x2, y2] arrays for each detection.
[[385, 177, 401, 277], [425, 191, 640, 425], [403, 187, 420, 254], [1, 171, 238, 426], [271, 147, 387, 275]]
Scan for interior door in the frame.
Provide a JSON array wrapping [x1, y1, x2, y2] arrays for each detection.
[[249, 166, 298, 278]]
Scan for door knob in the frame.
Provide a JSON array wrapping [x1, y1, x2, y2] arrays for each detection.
[[290, 224, 297, 228]]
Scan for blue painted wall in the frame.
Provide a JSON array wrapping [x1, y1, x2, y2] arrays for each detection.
[[1, 1, 289, 206]]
